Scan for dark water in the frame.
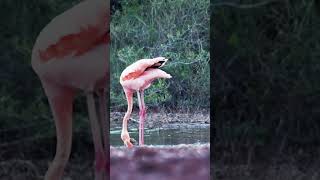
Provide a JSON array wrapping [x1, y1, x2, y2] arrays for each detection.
[[110, 123, 210, 146]]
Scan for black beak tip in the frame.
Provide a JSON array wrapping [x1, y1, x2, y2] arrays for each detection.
[[130, 138, 137, 145]]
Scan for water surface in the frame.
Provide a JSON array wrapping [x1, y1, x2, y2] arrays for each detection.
[[110, 123, 210, 146]]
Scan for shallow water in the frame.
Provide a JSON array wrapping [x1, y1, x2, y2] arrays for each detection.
[[110, 123, 210, 146]]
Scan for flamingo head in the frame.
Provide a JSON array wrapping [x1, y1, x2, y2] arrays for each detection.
[[151, 57, 170, 68]]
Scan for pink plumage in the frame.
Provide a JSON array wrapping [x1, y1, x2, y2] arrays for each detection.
[[119, 57, 172, 148], [31, 0, 109, 179], [120, 58, 171, 91]]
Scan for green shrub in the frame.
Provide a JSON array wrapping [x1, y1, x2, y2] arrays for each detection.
[[111, 0, 210, 111], [212, 0, 320, 152]]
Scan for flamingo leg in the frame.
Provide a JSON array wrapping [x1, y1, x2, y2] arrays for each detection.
[[121, 89, 134, 148], [86, 92, 106, 180], [41, 81, 75, 180], [97, 88, 109, 174], [137, 90, 146, 146]]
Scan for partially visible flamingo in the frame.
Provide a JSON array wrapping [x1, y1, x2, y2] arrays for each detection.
[[120, 57, 172, 148], [31, 0, 109, 179]]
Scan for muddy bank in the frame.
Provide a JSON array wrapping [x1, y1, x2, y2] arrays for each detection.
[[0, 158, 94, 180], [213, 162, 320, 180], [110, 144, 210, 180], [213, 148, 320, 180], [110, 112, 210, 130], [3, 148, 319, 180]]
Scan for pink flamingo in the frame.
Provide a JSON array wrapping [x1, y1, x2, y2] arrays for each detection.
[[120, 57, 172, 148], [31, 0, 109, 179]]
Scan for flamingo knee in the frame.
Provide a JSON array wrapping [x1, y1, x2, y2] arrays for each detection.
[[139, 107, 146, 119]]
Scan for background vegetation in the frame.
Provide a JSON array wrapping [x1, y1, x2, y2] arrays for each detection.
[[212, 0, 320, 163], [0, 0, 209, 156], [110, 0, 210, 112], [0, 0, 85, 157]]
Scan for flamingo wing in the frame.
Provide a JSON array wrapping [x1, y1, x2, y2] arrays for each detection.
[[31, 0, 110, 91], [120, 68, 171, 91], [120, 57, 168, 82], [32, 0, 109, 63]]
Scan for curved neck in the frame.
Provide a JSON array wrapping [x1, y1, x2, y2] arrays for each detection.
[[122, 89, 133, 131]]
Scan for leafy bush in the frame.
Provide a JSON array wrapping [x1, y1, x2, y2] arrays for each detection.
[[0, 0, 209, 150], [212, 0, 320, 154], [111, 0, 210, 111]]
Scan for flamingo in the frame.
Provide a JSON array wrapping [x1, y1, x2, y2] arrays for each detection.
[[31, 0, 109, 179], [119, 57, 172, 148]]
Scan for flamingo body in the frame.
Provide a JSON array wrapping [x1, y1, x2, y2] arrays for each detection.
[[32, 0, 109, 92], [120, 57, 171, 148], [31, 0, 109, 179], [121, 68, 171, 91]]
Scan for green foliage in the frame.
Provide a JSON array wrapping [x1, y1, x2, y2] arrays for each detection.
[[0, 0, 209, 149], [111, 0, 210, 111], [213, 0, 320, 151]]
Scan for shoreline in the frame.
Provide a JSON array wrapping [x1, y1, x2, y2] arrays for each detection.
[[110, 111, 210, 130]]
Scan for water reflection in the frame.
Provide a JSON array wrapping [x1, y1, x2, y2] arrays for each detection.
[[110, 124, 210, 146]]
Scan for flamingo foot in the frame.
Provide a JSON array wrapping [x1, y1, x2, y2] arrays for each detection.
[[121, 132, 134, 149], [124, 139, 134, 148]]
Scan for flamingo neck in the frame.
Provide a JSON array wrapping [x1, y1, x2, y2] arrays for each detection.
[[122, 89, 133, 132], [122, 98, 133, 131], [122, 112, 130, 132]]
